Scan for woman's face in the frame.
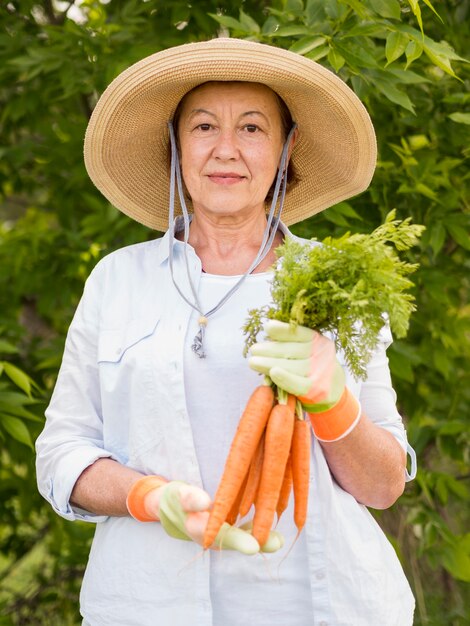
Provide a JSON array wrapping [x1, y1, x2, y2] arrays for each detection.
[[177, 82, 285, 222]]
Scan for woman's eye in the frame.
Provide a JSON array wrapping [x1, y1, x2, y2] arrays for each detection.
[[196, 123, 212, 131], [244, 124, 259, 133]]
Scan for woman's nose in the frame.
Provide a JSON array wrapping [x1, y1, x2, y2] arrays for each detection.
[[212, 129, 239, 160]]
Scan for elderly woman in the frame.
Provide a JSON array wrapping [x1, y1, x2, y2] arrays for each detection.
[[36, 39, 416, 626]]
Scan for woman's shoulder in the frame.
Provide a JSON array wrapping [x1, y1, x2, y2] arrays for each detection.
[[102, 237, 163, 264], [83, 238, 167, 299], [91, 237, 164, 275]]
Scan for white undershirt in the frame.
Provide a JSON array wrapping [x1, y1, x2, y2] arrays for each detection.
[[184, 272, 313, 626]]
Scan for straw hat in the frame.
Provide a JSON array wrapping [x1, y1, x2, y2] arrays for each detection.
[[84, 38, 376, 232]]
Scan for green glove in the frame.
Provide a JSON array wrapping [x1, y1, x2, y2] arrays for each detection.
[[248, 320, 345, 413]]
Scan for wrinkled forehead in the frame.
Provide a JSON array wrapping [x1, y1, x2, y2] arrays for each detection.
[[173, 80, 293, 136]]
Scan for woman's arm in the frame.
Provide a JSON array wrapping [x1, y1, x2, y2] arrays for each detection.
[[321, 324, 409, 510], [320, 416, 406, 509], [70, 458, 144, 516]]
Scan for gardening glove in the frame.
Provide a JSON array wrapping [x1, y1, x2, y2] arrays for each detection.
[[249, 320, 361, 441], [126, 476, 283, 554]]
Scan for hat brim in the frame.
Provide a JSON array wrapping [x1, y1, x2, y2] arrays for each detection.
[[84, 38, 377, 232]]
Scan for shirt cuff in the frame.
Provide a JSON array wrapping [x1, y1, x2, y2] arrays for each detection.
[[46, 447, 116, 522]]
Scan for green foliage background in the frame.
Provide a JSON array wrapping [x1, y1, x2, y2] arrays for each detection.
[[0, 0, 468, 623]]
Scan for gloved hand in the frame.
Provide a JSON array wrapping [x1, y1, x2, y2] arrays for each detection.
[[126, 476, 284, 554], [249, 320, 361, 441]]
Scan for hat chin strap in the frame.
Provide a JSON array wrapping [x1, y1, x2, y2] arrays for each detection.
[[166, 121, 297, 358]]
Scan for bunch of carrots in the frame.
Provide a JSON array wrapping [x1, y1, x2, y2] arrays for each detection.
[[203, 384, 311, 550]]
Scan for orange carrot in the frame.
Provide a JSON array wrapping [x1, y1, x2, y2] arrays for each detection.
[[203, 385, 275, 549], [291, 412, 311, 536], [252, 395, 296, 546], [238, 431, 265, 518], [226, 471, 249, 525], [276, 453, 293, 522]]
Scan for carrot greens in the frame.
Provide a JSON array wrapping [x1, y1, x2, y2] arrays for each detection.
[[244, 211, 424, 380]]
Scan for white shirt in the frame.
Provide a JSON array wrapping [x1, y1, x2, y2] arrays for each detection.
[[36, 219, 416, 626], [185, 272, 313, 625]]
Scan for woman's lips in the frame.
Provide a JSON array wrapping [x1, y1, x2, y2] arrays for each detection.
[[207, 173, 245, 185]]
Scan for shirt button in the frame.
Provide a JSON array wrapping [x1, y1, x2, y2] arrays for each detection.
[[319, 622, 328, 626], [315, 570, 325, 580]]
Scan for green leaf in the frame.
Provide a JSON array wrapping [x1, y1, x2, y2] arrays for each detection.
[[438, 420, 467, 436], [1, 362, 32, 396], [334, 41, 379, 69], [239, 10, 260, 34], [421, 0, 442, 22], [1, 414, 33, 448], [407, 0, 423, 33], [261, 16, 280, 36], [448, 112, 470, 126], [446, 478, 469, 501], [208, 14, 245, 31], [441, 539, 470, 582], [388, 69, 430, 84], [414, 183, 439, 201], [369, 0, 401, 20], [323, 208, 351, 227], [427, 222, 446, 255], [0, 339, 19, 355], [446, 222, 470, 250], [0, 405, 41, 421], [343, 22, 386, 38], [433, 350, 451, 378], [405, 40, 423, 68], [385, 31, 409, 66], [341, 0, 370, 19], [435, 475, 448, 505], [408, 134, 430, 150], [305, 45, 329, 62], [328, 47, 345, 72], [305, 0, 326, 25], [289, 36, 326, 56], [388, 349, 414, 382], [424, 49, 460, 80], [270, 25, 311, 37], [374, 80, 415, 113], [331, 202, 363, 220], [286, 0, 305, 13]]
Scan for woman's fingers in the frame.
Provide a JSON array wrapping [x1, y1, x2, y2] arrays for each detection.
[[184, 510, 210, 544], [185, 514, 261, 554], [264, 320, 316, 343], [213, 523, 260, 555], [249, 340, 312, 359], [268, 367, 312, 397], [239, 521, 285, 553], [249, 356, 311, 377], [178, 484, 212, 512]]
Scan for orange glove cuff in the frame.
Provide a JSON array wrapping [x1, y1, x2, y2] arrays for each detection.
[[308, 387, 361, 442], [126, 475, 168, 522]]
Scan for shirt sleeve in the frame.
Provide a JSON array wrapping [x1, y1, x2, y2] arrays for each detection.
[[359, 324, 417, 482], [35, 261, 116, 522]]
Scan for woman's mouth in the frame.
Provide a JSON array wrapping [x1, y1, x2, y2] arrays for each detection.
[[207, 172, 245, 185]]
